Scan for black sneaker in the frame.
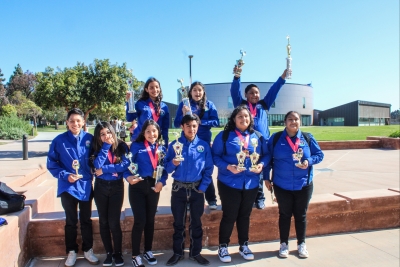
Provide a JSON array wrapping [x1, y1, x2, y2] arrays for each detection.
[[103, 252, 113, 266], [131, 255, 145, 267], [113, 252, 124, 266], [255, 200, 265, 210], [143, 251, 157, 265]]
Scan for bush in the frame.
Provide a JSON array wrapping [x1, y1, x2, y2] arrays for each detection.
[[389, 130, 400, 138], [0, 116, 32, 140], [0, 104, 17, 117]]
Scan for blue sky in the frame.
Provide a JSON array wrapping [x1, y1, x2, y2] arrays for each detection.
[[1, 0, 399, 111]]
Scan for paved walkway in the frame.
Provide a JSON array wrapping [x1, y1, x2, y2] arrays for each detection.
[[29, 229, 399, 267], [1, 132, 399, 267]]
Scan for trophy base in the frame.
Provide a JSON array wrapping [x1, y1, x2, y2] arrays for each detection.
[[237, 166, 246, 171], [174, 157, 184, 162], [250, 166, 259, 171], [128, 110, 136, 113], [76, 174, 83, 179], [295, 162, 303, 167]]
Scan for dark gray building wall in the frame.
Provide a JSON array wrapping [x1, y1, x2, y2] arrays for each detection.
[[319, 101, 358, 126], [165, 102, 178, 128]]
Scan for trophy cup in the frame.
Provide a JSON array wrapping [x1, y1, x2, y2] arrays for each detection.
[[249, 138, 260, 171], [233, 49, 246, 77], [126, 152, 141, 178], [177, 78, 192, 115], [294, 148, 304, 167], [172, 132, 184, 161], [72, 160, 83, 178], [286, 36, 292, 79], [127, 69, 137, 113], [236, 140, 247, 171]]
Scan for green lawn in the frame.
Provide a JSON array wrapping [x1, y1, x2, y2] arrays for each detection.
[[37, 125, 399, 142]]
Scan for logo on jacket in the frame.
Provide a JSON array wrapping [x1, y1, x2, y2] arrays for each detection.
[[160, 110, 165, 116], [256, 104, 262, 109], [299, 141, 306, 146], [85, 140, 91, 148], [197, 145, 204, 152]]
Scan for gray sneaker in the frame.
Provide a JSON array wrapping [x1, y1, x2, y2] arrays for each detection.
[[65, 250, 77, 267], [84, 248, 99, 265], [298, 242, 309, 258]]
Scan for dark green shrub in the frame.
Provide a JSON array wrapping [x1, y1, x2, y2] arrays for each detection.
[[388, 130, 400, 138], [0, 116, 32, 140]]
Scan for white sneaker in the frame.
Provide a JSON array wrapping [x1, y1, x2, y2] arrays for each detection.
[[279, 242, 289, 258], [84, 248, 100, 264], [298, 242, 309, 258], [218, 244, 231, 263], [65, 250, 77, 267], [239, 242, 254, 260]]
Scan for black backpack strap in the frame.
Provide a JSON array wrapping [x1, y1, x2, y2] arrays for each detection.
[[270, 131, 283, 183], [222, 130, 230, 155], [301, 132, 312, 185], [258, 100, 268, 110]]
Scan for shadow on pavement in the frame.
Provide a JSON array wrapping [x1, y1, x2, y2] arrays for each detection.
[[0, 151, 48, 159]]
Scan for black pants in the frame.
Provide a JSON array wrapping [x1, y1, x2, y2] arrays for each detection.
[[170, 182, 205, 257], [255, 174, 265, 203], [60, 191, 94, 254], [273, 182, 313, 245], [94, 179, 124, 254], [204, 179, 217, 203], [129, 178, 160, 256], [217, 180, 258, 246]]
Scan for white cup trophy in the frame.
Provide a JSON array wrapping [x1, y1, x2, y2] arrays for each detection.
[[177, 78, 192, 115], [233, 49, 246, 77], [127, 69, 137, 113]]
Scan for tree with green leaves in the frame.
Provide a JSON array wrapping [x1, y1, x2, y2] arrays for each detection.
[[35, 59, 137, 124], [9, 91, 42, 128], [0, 68, 8, 107], [6, 64, 36, 99]]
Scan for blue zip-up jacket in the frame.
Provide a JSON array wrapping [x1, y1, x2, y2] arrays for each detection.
[[212, 129, 269, 190], [93, 142, 130, 181], [165, 133, 213, 192], [125, 99, 170, 144], [230, 76, 285, 139], [47, 130, 93, 201], [174, 99, 220, 144], [123, 141, 168, 185], [263, 129, 324, 191]]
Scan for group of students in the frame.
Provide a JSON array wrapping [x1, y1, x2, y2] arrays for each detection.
[[47, 67, 324, 267]]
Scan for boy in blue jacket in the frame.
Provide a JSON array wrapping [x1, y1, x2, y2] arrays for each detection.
[[165, 114, 213, 266], [47, 108, 99, 267]]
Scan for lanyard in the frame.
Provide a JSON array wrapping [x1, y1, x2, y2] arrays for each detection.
[[148, 101, 160, 122], [234, 130, 249, 149], [144, 140, 158, 170], [107, 150, 116, 163], [285, 135, 300, 152], [248, 101, 257, 118]]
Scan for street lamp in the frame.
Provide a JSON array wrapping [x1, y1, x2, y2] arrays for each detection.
[[189, 55, 193, 85]]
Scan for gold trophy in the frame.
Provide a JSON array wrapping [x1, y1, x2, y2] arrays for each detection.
[[249, 138, 260, 171], [177, 79, 192, 115], [172, 132, 184, 161], [72, 160, 83, 178], [286, 36, 292, 79], [126, 152, 141, 178], [233, 49, 246, 77], [236, 140, 247, 171], [294, 148, 304, 167]]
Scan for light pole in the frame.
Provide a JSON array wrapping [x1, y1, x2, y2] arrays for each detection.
[[189, 55, 193, 85]]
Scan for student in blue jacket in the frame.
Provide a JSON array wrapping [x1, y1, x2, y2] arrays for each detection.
[[174, 81, 220, 210], [165, 114, 213, 266], [264, 111, 324, 259], [91, 121, 130, 267], [47, 108, 99, 267], [231, 65, 287, 210], [212, 105, 268, 263], [126, 77, 169, 145], [124, 119, 167, 267]]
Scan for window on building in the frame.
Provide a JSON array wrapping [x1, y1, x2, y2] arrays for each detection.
[[271, 101, 275, 108], [303, 97, 306, 109], [228, 96, 233, 108]]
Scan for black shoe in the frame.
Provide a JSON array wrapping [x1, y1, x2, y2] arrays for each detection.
[[189, 254, 210, 266], [103, 252, 113, 266], [113, 252, 124, 266], [166, 254, 184, 266]]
